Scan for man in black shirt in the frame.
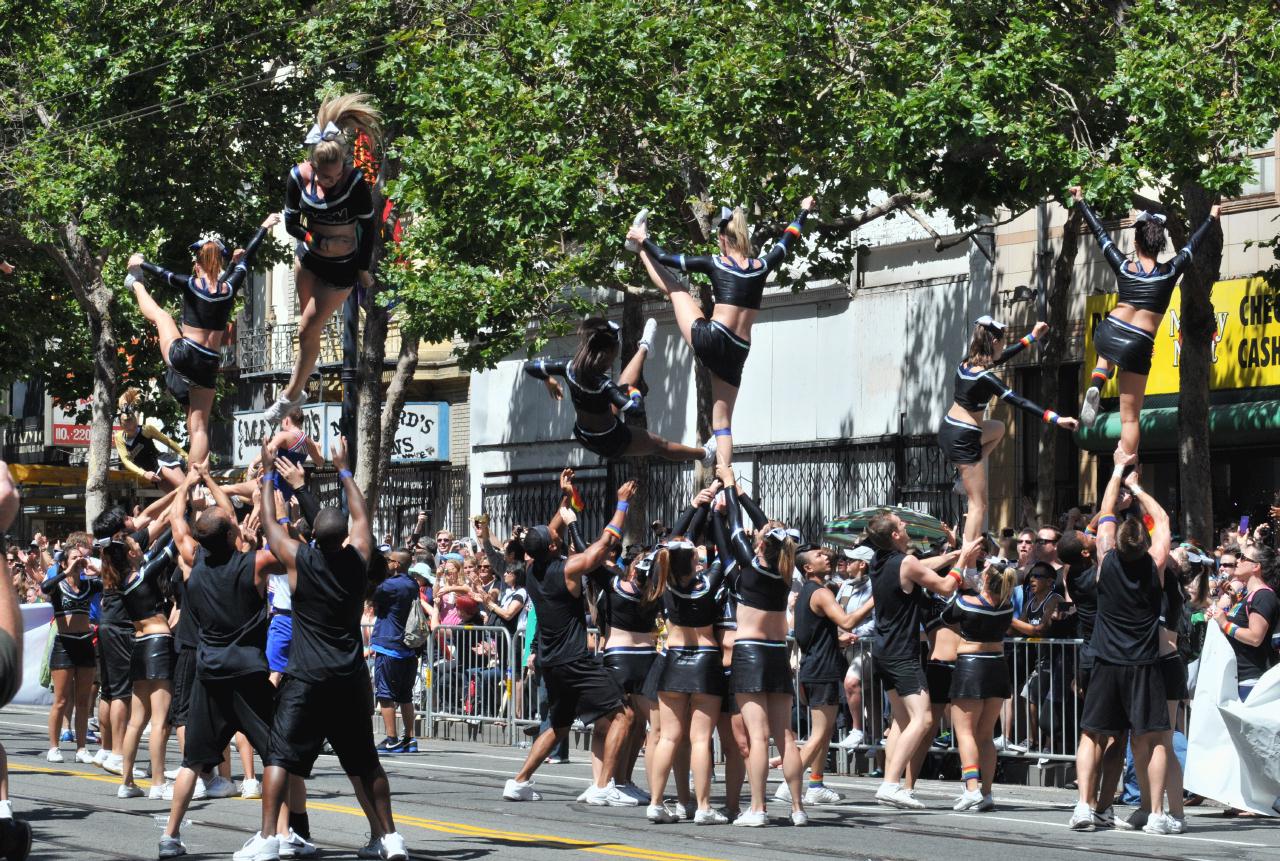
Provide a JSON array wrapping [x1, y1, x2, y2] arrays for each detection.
[[0, 462, 31, 860], [1071, 453, 1174, 835], [253, 437, 406, 861], [503, 481, 637, 805], [159, 466, 294, 859]]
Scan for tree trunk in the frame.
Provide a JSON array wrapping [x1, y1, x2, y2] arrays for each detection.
[[372, 332, 421, 517], [1176, 183, 1223, 544], [355, 296, 388, 504], [1034, 207, 1083, 522]]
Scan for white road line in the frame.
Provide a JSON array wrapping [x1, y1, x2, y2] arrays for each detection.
[[945, 812, 1268, 848]]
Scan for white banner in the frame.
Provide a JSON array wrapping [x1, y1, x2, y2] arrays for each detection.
[[13, 604, 53, 706], [231, 401, 448, 467]]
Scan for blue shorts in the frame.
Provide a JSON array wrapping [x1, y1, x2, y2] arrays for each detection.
[[374, 652, 419, 705], [267, 613, 293, 674]]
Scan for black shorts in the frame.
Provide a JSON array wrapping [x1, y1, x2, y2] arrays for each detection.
[[183, 673, 276, 772], [603, 647, 657, 697], [658, 646, 726, 696], [166, 337, 219, 404], [640, 652, 666, 702], [1093, 314, 1155, 376], [690, 319, 749, 389], [130, 633, 174, 682], [270, 670, 379, 778], [938, 418, 984, 466], [573, 419, 633, 460], [97, 624, 136, 701], [800, 680, 843, 707], [542, 656, 625, 728], [1080, 660, 1169, 736], [875, 652, 928, 697], [1158, 653, 1188, 702], [950, 653, 1011, 700], [731, 640, 792, 695], [168, 647, 198, 728], [296, 244, 358, 290], [926, 659, 955, 704], [49, 632, 96, 670], [373, 652, 419, 705]]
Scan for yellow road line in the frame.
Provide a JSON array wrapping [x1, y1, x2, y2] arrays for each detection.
[[14, 766, 730, 861]]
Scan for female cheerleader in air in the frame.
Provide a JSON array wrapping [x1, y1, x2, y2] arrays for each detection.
[[113, 389, 187, 491], [127, 213, 279, 466], [524, 317, 715, 464], [626, 196, 815, 469], [266, 93, 381, 422], [939, 316, 1078, 544], [1071, 186, 1220, 455]]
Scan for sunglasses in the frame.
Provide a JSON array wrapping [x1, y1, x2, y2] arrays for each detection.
[[1017, 539, 1033, 545], [1241, 555, 1262, 565], [1035, 538, 1057, 545], [1219, 562, 1237, 569]]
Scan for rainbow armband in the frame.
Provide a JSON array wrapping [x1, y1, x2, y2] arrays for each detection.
[[1042, 409, 1060, 425], [1019, 333, 1036, 348], [1224, 622, 1239, 639], [604, 524, 623, 541]]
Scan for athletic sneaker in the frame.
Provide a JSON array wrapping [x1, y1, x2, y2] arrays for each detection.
[[672, 802, 691, 820], [1142, 813, 1173, 835], [953, 789, 984, 811], [992, 736, 1010, 752], [399, 737, 418, 753], [638, 318, 657, 353], [46, 748, 64, 763], [875, 783, 924, 809], [380, 832, 408, 861], [837, 729, 864, 749], [544, 755, 570, 765], [700, 438, 717, 469], [790, 810, 808, 826], [86, 731, 100, 745], [233, 831, 279, 861], [647, 803, 678, 824], [732, 809, 768, 827], [1167, 816, 1185, 835], [1008, 739, 1029, 754], [375, 736, 402, 754], [694, 808, 729, 825], [1080, 388, 1100, 427], [1126, 809, 1149, 830], [59, 729, 74, 742], [356, 836, 381, 859], [0, 800, 10, 818], [976, 794, 995, 812], [617, 782, 649, 804], [1068, 801, 1096, 831], [205, 775, 237, 799], [276, 829, 318, 858], [189, 778, 208, 801], [804, 785, 841, 805], [101, 754, 123, 775], [502, 778, 540, 801], [149, 782, 172, 800], [163, 768, 181, 781], [74, 748, 94, 764], [158, 835, 187, 858], [773, 782, 792, 803], [93, 749, 111, 767], [264, 391, 306, 425], [584, 782, 637, 807], [116, 784, 144, 799], [932, 729, 953, 749], [240, 778, 263, 800]]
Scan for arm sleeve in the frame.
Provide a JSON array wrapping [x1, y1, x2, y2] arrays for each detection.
[[736, 491, 769, 530], [671, 505, 699, 539], [983, 372, 1055, 423], [142, 424, 187, 459], [139, 261, 190, 291], [353, 178, 377, 271], [994, 331, 1040, 366], [0, 629, 18, 709], [522, 358, 569, 382], [222, 226, 270, 296], [294, 485, 321, 527], [1170, 214, 1217, 276], [761, 209, 810, 270], [688, 506, 710, 544], [566, 522, 588, 555], [640, 238, 714, 275], [711, 507, 737, 572], [40, 569, 69, 594], [1075, 198, 1125, 273], [719, 498, 757, 570], [283, 170, 308, 242], [603, 379, 643, 416], [114, 432, 147, 479]]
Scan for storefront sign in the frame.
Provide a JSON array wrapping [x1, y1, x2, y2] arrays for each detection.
[[231, 401, 448, 467], [1083, 277, 1280, 396], [45, 397, 121, 447]]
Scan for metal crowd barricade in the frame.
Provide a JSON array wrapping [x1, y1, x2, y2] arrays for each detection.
[[421, 624, 521, 745]]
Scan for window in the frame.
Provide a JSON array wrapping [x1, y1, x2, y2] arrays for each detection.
[[1233, 132, 1277, 203]]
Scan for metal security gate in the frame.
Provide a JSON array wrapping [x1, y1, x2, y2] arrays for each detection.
[[480, 434, 959, 543], [314, 463, 469, 544]]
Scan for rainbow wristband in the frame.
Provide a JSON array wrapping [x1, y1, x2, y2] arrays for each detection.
[[1224, 622, 1239, 639], [1042, 409, 1060, 425], [616, 501, 630, 513], [338, 469, 353, 480], [948, 568, 964, 585], [1020, 333, 1036, 348], [604, 524, 623, 541]]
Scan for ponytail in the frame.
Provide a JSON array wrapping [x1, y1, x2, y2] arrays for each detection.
[[721, 206, 754, 257], [984, 562, 1017, 607], [640, 548, 670, 606], [308, 92, 382, 169], [762, 519, 797, 576], [195, 242, 225, 280], [571, 317, 620, 378]]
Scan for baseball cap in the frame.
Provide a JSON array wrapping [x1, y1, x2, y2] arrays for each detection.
[[409, 562, 434, 583], [522, 525, 554, 562], [843, 546, 875, 563]]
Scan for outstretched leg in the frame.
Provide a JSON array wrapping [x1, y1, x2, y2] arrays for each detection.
[[636, 250, 705, 345], [1116, 370, 1147, 459], [130, 281, 182, 364]]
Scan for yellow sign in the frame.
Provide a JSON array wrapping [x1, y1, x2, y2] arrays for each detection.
[[1082, 277, 1280, 396]]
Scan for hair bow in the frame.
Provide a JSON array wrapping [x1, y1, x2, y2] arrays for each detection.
[[188, 235, 231, 259], [767, 527, 801, 543], [715, 206, 735, 232], [92, 536, 123, 549], [974, 314, 1006, 335], [303, 121, 344, 146], [1135, 210, 1167, 225]]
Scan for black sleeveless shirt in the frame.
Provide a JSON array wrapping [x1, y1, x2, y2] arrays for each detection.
[[186, 548, 269, 680], [526, 558, 588, 667], [795, 580, 846, 681], [871, 548, 926, 661]]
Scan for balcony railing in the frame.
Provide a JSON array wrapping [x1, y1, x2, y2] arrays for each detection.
[[237, 318, 343, 376]]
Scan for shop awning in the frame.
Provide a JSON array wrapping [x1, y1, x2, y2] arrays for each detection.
[[1076, 400, 1280, 452], [6, 463, 140, 487]]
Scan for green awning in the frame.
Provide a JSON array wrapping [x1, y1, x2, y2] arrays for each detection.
[[1076, 400, 1280, 452]]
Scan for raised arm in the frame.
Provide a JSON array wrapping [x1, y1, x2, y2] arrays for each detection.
[[985, 371, 1079, 431], [1169, 205, 1222, 276], [1124, 470, 1170, 575], [994, 322, 1049, 366], [197, 462, 237, 520], [259, 439, 301, 572], [736, 490, 769, 531], [134, 259, 191, 291], [168, 470, 203, 568], [222, 212, 281, 294], [332, 435, 372, 561], [1094, 445, 1135, 559], [760, 197, 815, 270], [564, 481, 636, 582], [275, 457, 320, 525], [548, 468, 576, 540], [1069, 187, 1126, 273]]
